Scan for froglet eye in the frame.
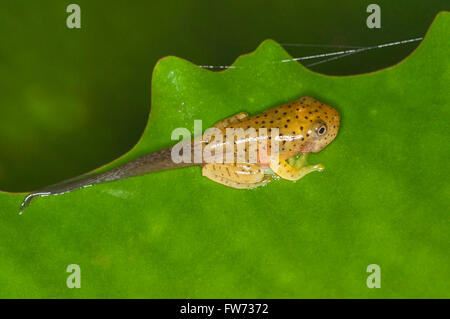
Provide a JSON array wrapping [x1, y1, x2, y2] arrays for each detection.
[[315, 123, 327, 136]]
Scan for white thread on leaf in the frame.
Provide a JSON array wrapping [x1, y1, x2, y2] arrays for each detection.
[[198, 37, 423, 69]]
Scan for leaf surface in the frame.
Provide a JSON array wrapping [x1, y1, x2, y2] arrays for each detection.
[[0, 12, 449, 298]]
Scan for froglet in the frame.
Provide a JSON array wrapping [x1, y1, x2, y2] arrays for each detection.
[[19, 96, 340, 213]]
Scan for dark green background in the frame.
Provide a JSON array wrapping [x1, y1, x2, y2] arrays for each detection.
[[0, 0, 448, 191]]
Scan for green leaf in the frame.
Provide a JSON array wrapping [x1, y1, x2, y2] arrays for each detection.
[[1, 12, 449, 298]]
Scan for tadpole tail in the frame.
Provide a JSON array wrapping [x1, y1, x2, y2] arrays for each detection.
[[19, 192, 51, 215], [18, 147, 196, 214]]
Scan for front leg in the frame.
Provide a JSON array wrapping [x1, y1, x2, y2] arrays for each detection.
[[269, 154, 324, 181]]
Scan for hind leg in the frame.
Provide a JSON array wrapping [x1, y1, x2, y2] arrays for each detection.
[[202, 163, 270, 189], [213, 112, 248, 129]]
